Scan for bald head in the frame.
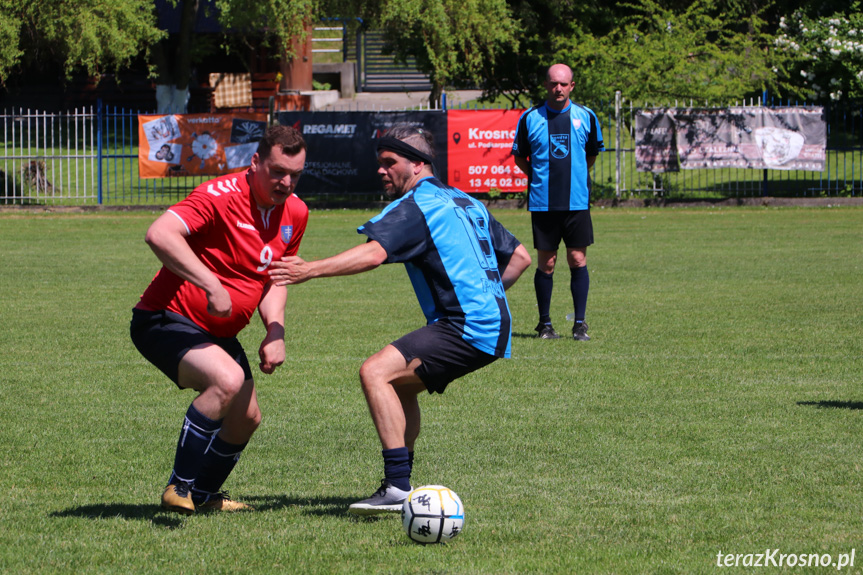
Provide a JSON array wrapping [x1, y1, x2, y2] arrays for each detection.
[[546, 63, 573, 84], [544, 63, 575, 111]]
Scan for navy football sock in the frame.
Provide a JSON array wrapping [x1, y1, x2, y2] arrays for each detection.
[[534, 269, 554, 324], [167, 403, 222, 487], [193, 435, 247, 501], [570, 266, 589, 323], [382, 447, 412, 491], [408, 451, 414, 472]]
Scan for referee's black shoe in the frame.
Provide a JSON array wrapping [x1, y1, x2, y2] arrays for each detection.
[[535, 322, 561, 339], [572, 322, 590, 341]]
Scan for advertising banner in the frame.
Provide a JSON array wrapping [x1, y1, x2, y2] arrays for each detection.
[[138, 113, 267, 178], [447, 109, 527, 193], [634, 109, 679, 172], [676, 107, 825, 170], [635, 107, 825, 172], [276, 111, 447, 195]]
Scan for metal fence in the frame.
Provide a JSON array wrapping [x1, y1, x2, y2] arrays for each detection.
[[2, 97, 861, 206], [591, 94, 863, 200], [1, 108, 99, 204]]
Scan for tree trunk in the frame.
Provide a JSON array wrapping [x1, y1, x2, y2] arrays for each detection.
[[174, 0, 199, 92], [430, 82, 444, 109], [152, 0, 199, 113]]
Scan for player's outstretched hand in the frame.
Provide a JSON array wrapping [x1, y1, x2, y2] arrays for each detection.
[[269, 256, 311, 286]]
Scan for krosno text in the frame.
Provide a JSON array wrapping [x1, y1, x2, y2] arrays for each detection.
[[716, 549, 855, 570]]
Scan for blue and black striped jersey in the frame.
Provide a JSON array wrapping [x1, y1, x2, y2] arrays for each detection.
[[358, 177, 520, 358], [512, 101, 604, 211]]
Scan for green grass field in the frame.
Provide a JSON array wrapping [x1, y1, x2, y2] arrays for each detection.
[[1, 206, 862, 573]]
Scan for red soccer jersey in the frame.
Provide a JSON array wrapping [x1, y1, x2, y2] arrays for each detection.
[[137, 170, 308, 338]]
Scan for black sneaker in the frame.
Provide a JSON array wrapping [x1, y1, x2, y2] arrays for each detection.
[[572, 322, 590, 341], [535, 322, 561, 339], [348, 480, 412, 515]]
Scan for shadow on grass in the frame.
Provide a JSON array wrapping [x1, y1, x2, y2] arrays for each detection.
[[512, 332, 542, 339], [797, 400, 863, 410], [50, 495, 378, 526], [246, 494, 384, 521], [50, 504, 185, 529]]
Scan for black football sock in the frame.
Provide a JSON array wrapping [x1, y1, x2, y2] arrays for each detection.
[[570, 266, 589, 323], [167, 403, 222, 487], [193, 435, 247, 502], [534, 269, 554, 324], [382, 447, 412, 491]]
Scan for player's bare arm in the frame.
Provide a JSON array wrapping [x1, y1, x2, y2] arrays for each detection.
[[145, 211, 232, 317], [269, 240, 389, 286], [257, 281, 287, 374], [501, 244, 532, 290]]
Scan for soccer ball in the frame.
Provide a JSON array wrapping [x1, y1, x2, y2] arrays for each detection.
[[401, 485, 465, 544]]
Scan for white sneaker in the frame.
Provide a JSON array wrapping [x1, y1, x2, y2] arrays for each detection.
[[348, 480, 411, 515]]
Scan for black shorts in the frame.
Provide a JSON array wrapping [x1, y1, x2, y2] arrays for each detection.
[[531, 210, 594, 251], [390, 320, 498, 394], [129, 308, 252, 388]]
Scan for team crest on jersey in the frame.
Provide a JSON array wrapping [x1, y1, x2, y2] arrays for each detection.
[[550, 134, 570, 159], [572, 118, 582, 130], [280, 225, 294, 243]]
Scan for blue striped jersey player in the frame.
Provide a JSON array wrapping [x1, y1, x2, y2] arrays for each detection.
[[358, 179, 517, 358], [269, 123, 532, 516], [511, 63, 604, 341]]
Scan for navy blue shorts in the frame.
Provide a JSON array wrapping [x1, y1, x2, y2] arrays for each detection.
[[531, 210, 594, 251], [129, 308, 252, 388], [390, 320, 497, 394]]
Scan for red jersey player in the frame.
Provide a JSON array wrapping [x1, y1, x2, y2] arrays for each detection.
[[130, 125, 308, 514]]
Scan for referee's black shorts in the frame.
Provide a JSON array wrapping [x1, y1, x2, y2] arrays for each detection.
[[531, 210, 594, 251]]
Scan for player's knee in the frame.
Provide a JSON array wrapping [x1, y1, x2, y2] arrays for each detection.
[[209, 366, 247, 406], [537, 252, 557, 273], [358, 359, 377, 388], [567, 248, 587, 268], [359, 357, 388, 391]]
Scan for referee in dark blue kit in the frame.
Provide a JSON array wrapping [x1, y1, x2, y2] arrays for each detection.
[[512, 63, 604, 341], [268, 123, 532, 515]]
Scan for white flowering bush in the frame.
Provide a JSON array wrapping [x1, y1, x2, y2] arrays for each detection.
[[774, 3, 863, 100]]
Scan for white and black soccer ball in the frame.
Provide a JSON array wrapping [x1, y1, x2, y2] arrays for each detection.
[[401, 485, 465, 544]]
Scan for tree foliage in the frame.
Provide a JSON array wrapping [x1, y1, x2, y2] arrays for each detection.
[[0, 0, 164, 84], [478, 0, 613, 107], [213, 0, 317, 57], [774, 2, 863, 101], [2, 0, 861, 107], [554, 0, 780, 105], [373, 0, 517, 105], [481, 0, 860, 105]]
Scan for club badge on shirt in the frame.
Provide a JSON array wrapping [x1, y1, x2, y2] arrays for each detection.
[[550, 134, 570, 159], [280, 225, 294, 244]]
